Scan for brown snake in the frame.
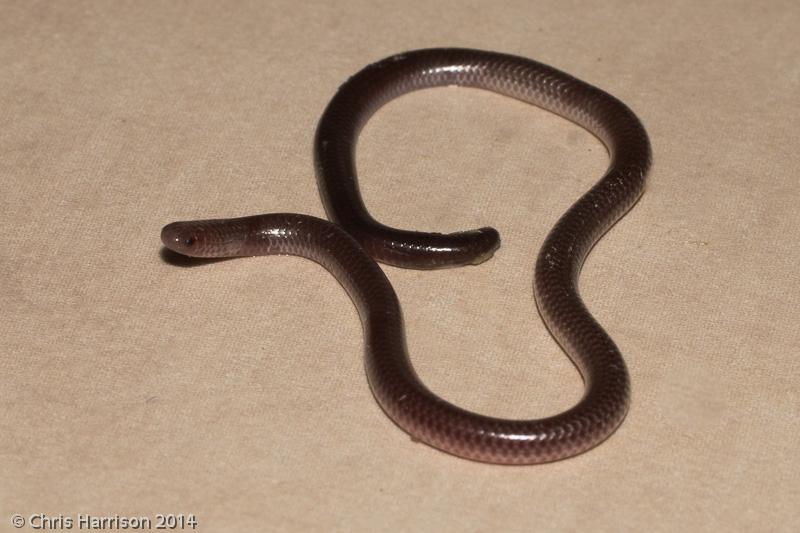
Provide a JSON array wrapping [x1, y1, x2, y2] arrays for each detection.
[[162, 48, 651, 464]]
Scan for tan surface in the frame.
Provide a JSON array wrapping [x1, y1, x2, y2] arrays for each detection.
[[2, 1, 798, 531]]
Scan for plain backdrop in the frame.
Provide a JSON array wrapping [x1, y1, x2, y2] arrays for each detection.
[[2, 1, 798, 531]]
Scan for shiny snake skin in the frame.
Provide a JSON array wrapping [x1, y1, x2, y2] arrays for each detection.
[[162, 48, 651, 464]]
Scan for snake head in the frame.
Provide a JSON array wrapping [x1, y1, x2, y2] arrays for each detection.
[[161, 219, 246, 258], [161, 221, 206, 257]]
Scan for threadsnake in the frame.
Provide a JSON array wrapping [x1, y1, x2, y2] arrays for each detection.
[[161, 48, 651, 464]]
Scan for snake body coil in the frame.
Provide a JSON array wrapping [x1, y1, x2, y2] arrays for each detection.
[[162, 48, 651, 464]]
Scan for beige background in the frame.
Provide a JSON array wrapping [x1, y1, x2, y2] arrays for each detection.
[[2, 1, 798, 531]]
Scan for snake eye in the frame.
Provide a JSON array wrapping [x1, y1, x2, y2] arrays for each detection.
[[183, 236, 196, 247]]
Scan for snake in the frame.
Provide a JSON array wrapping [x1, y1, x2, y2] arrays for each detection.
[[161, 48, 651, 464]]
